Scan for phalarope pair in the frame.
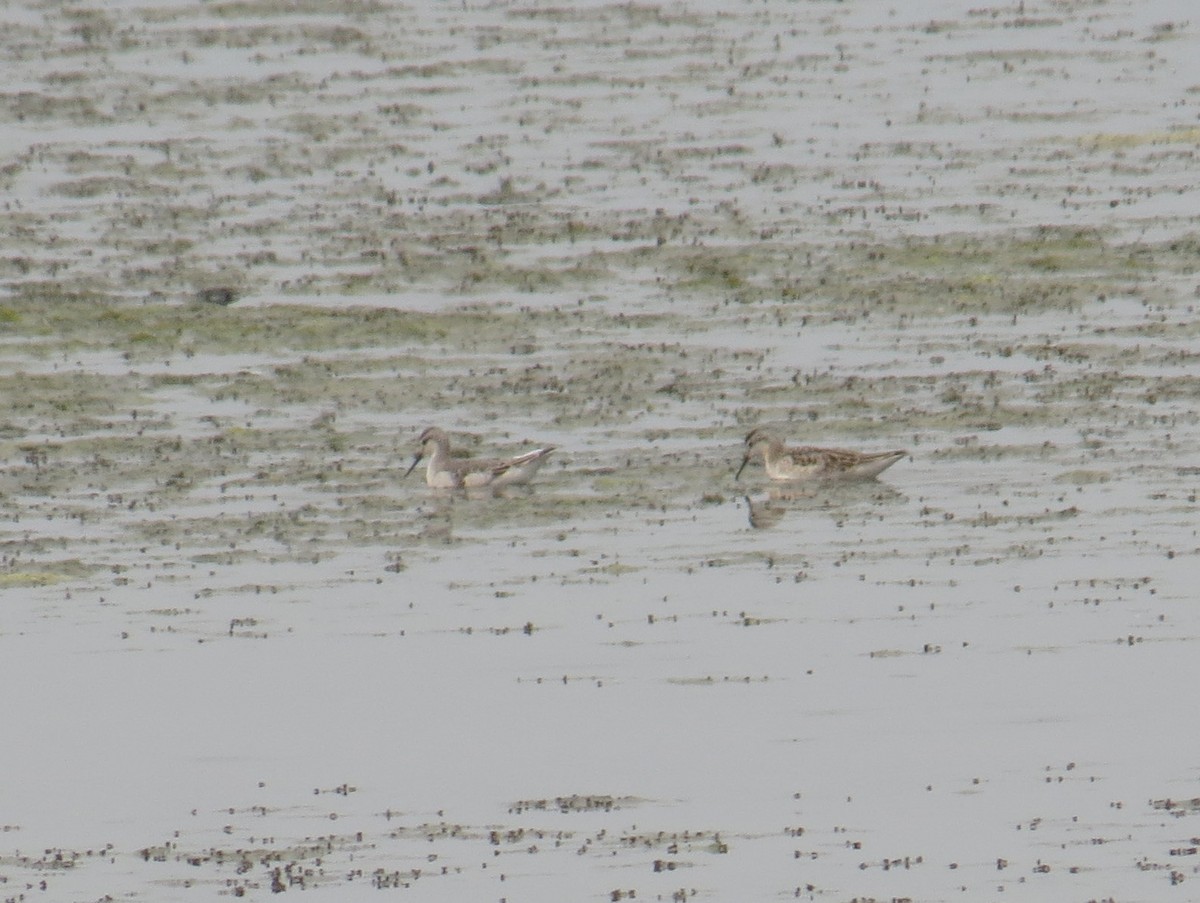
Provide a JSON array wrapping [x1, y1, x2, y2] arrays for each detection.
[[404, 427, 555, 489], [404, 425, 904, 489], [735, 427, 906, 482]]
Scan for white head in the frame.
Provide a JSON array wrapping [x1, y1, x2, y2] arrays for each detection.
[[735, 428, 777, 480], [403, 427, 449, 477]]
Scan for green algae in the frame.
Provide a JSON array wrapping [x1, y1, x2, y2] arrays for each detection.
[[0, 0, 1193, 590], [0, 559, 92, 589]]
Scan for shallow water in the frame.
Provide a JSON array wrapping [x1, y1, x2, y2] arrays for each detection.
[[3, 0, 1200, 901]]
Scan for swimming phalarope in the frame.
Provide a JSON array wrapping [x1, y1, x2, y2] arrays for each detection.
[[404, 427, 555, 489], [735, 428, 906, 482]]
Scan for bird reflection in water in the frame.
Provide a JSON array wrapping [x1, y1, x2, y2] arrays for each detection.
[[742, 483, 904, 530]]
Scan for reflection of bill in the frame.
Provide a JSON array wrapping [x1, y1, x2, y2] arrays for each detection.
[[743, 493, 788, 530]]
